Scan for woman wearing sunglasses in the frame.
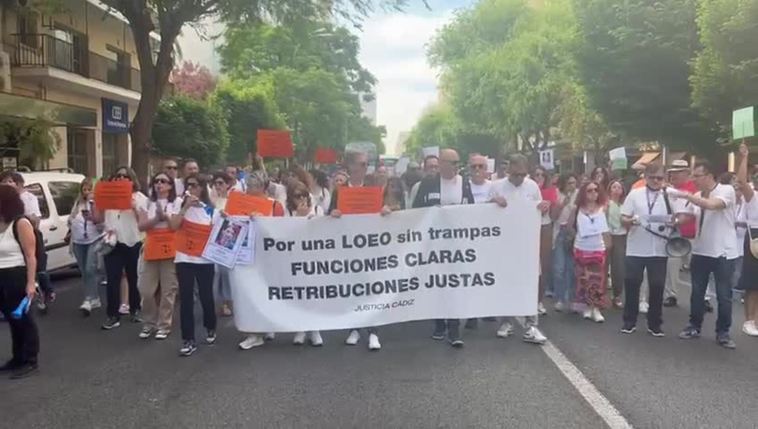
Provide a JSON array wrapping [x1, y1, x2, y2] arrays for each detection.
[[69, 178, 103, 317], [211, 171, 235, 317], [99, 166, 148, 331], [169, 174, 217, 356], [136, 172, 181, 340], [569, 181, 610, 323], [284, 179, 325, 346]]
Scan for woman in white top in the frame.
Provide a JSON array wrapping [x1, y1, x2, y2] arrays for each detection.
[[211, 171, 234, 317], [570, 181, 611, 323], [0, 185, 39, 379], [284, 179, 325, 347], [170, 174, 217, 357], [551, 173, 578, 312], [68, 178, 103, 316], [606, 180, 628, 309], [98, 167, 148, 331], [136, 172, 181, 340], [310, 169, 332, 214], [736, 143, 758, 336]]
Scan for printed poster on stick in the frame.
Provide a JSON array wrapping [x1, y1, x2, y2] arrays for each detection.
[[94, 181, 132, 210], [257, 129, 294, 158], [336, 186, 384, 214]]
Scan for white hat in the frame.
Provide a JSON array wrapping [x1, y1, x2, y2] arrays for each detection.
[[667, 159, 690, 172]]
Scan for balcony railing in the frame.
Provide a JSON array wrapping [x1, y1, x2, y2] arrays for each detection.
[[7, 34, 141, 93]]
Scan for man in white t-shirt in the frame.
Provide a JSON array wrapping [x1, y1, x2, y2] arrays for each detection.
[[672, 161, 738, 348], [620, 164, 685, 337], [174, 158, 200, 196], [488, 154, 549, 345], [468, 154, 492, 204]]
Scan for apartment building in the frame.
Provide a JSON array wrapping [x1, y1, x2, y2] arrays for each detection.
[[0, 0, 149, 177]]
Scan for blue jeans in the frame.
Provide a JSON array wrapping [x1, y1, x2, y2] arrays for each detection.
[[552, 229, 576, 304], [73, 242, 99, 302], [689, 255, 735, 335]]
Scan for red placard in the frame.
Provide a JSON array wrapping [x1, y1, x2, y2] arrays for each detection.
[[541, 186, 558, 204], [94, 180, 133, 210], [314, 147, 338, 164], [257, 129, 294, 158], [337, 186, 384, 214]]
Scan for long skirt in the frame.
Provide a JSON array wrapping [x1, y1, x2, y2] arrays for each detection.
[[574, 248, 609, 309]]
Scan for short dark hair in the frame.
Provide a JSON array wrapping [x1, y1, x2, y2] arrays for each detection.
[[0, 184, 25, 222], [423, 155, 439, 167], [694, 161, 714, 177], [557, 173, 577, 193], [182, 158, 199, 168], [0, 171, 24, 186], [508, 154, 528, 168]]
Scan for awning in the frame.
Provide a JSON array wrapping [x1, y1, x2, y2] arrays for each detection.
[[0, 92, 96, 127], [632, 152, 660, 170]]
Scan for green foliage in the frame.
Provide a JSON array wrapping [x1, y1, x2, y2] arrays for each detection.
[[152, 96, 229, 167], [0, 118, 61, 170], [211, 80, 285, 163], [691, 0, 758, 134], [573, 0, 717, 151]]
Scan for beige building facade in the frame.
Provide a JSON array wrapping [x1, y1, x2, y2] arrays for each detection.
[[0, 0, 148, 177]]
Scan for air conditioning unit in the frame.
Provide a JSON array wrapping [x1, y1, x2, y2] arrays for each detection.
[[0, 51, 11, 93]]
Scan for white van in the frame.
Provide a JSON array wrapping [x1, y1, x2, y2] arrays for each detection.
[[21, 172, 85, 271]]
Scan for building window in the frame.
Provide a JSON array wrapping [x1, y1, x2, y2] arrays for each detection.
[[67, 128, 89, 174], [102, 132, 118, 175], [105, 47, 130, 88], [48, 181, 79, 216]]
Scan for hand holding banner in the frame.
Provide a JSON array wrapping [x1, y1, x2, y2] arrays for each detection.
[[226, 192, 273, 216], [257, 129, 294, 158], [94, 181, 132, 210], [175, 220, 212, 257], [144, 229, 177, 261], [337, 186, 384, 214]]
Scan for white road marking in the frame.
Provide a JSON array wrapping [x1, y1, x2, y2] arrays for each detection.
[[517, 320, 633, 429]]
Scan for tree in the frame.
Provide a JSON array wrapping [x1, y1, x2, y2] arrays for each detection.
[[171, 61, 217, 99], [573, 0, 718, 152], [691, 0, 758, 137], [219, 19, 386, 159], [47, 0, 409, 185], [0, 118, 61, 170], [152, 96, 229, 168], [211, 79, 285, 163]]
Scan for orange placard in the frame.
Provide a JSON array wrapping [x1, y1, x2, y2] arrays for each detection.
[[257, 129, 294, 158], [337, 186, 384, 214], [144, 229, 176, 261], [314, 147, 338, 164], [94, 181, 132, 210], [174, 220, 212, 257], [225, 192, 273, 216]]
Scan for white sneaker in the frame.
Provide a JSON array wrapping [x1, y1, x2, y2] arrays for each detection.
[[264, 332, 276, 341], [523, 326, 547, 344], [154, 330, 169, 340], [309, 331, 324, 346], [118, 304, 130, 315], [554, 301, 565, 312], [79, 300, 92, 316], [239, 334, 264, 350], [742, 321, 758, 337], [293, 332, 306, 345], [591, 308, 605, 323], [368, 333, 381, 350], [639, 301, 649, 314], [345, 329, 360, 345], [583, 309, 593, 320], [89, 298, 102, 309], [538, 302, 547, 315], [496, 322, 514, 338]]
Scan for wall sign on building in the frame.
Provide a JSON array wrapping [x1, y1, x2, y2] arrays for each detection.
[[102, 98, 129, 134]]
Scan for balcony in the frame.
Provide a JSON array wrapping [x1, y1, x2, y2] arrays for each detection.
[[6, 33, 141, 93]]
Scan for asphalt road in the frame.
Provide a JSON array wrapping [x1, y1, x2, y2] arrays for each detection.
[[1, 273, 757, 429]]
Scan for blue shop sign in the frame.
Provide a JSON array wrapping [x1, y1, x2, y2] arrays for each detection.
[[102, 98, 129, 133]]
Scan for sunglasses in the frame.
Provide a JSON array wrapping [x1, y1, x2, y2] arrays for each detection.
[[154, 178, 170, 185], [470, 164, 486, 170], [293, 193, 309, 199], [186, 182, 200, 188], [115, 174, 130, 180], [165, 165, 178, 170]]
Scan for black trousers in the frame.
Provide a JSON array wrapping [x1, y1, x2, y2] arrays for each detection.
[[104, 242, 142, 318], [0, 266, 40, 364], [177, 263, 216, 342], [623, 256, 667, 329]]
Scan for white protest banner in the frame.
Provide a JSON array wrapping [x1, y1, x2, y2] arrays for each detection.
[[539, 149, 555, 170], [421, 146, 440, 159], [230, 201, 539, 332], [202, 218, 248, 268]]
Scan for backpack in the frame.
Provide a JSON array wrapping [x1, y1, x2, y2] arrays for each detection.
[[12, 216, 46, 269]]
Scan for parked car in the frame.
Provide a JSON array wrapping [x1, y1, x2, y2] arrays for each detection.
[[21, 172, 85, 271]]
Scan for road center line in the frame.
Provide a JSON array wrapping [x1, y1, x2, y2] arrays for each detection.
[[517, 320, 633, 429]]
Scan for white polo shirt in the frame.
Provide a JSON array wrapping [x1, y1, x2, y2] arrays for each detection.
[[489, 177, 542, 204], [689, 183, 738, 259], [621, 186, 684, 257], [469, 179, 492, 204]]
